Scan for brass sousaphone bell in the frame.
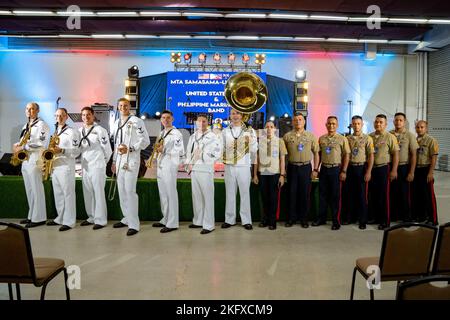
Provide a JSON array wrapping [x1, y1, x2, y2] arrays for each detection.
[[224, 72, 267, 122], [223, 72, 268, 164]]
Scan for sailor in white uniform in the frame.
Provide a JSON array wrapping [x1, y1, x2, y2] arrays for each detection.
[[15, 102, 50, 228], [185, 114, 222, 234], [152, 110, 185, 233], [221, 109, 258, 230], [46, 108, 81, 231], [78, 106, 112, 230], [111, 98, 150, 236]]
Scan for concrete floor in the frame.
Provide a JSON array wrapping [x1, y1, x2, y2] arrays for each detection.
[[1, 171, 449, 300]]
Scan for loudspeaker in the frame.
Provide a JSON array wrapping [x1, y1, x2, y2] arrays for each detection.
[[278, 117, 292, 138], [0, 153, 22, 175]]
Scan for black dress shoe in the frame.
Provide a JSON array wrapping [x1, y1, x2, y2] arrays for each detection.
[[243, 224, 253, 230], [359, 224, 367, 230], [25, 221, 46, 228], [285, 221, 293, 227], [80, 220, 93, 226], [113, 222, 127, 228], [378, 224, 388, 230], [221, 222, 234, 229], [59, 225, 71, 232], [301, 221, 309, 228], [312, 220, 326, 227], [160, 227, 177, 233], [152, 222, 165, 228], [200, 229, 213, 234], [127, 228, 138, 236], [331, 224, 341, 230], [258, 222, 267, 228], [46, 221, 59, 226], [93, 224, 105, 230], [268, 225, 276, 230], [189, 224, 202, 228], [20, 219, 31, 224]]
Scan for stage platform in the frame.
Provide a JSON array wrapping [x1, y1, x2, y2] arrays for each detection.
[[0, 176, 319, 222]]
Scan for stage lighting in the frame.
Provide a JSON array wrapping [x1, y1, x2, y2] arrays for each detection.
[[184, 52, 192, 63], [255, 53, 266, 65], [242, 53, 250, 64], [213, 52, 221, 64], [140, 112, 149, 120], [295, 70, 307, 81], [155, 111, 161, 117], [228, 52, 236, 64], [269, 115, 275, 121], [128, 65, 139, 78], [283, 113, 289, 118], [198, 52, 207, 64], [170, 52, 181, 63]]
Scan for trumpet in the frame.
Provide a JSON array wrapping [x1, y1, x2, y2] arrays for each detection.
[[10, 125, 31, 166], [108, 122, 133, 201], [42, 134, 60, 181], [145, 137, 163, 168]]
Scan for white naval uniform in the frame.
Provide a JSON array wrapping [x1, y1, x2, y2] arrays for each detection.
[[20, 118, 50, 223], [222, 125, 258, 225], [111, 115, 150, 231], [156, 127, 185, 229], [79, 124, 112, 226], [51, 125, 81, 228], [185, 129, 222, 231]]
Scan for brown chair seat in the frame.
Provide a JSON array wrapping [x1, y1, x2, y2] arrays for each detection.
[[34, 258, 65, 286], [356, 257, 379, 276], [0, 222, 70, 300]]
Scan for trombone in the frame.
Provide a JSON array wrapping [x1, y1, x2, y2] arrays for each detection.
[[108, 122, 133, 201]]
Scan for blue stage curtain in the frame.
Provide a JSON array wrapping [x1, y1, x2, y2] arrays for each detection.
[[139, 73, 167, 115], [266, 75, 294, 117]]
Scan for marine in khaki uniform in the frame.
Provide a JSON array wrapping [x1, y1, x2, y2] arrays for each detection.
[[253, 121, 287, 230], [283, 111, 320, 228], [369, 114, 399, 230], [389, 112, 419, 222], [413, 120, 439, 225], [343, 116, 374, 229], [314, 116, 350, 230]]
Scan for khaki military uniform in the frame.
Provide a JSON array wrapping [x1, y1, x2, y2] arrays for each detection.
[[283, 130, 319, 224], [317, 133, 350, 226], [413, 134, 439, 224]]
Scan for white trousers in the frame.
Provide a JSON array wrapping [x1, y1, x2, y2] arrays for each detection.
[[117, 166, 140, 231], [52, 166, 76, 227], [224, 165, 252, 225], [22, 162, 47, 223], [191, 171, 215, 231], [157, 164, 179, 228], [82, 167, 108, 226]]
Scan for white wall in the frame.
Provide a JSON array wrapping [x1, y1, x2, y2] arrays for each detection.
[[0, 50, 418, 152]]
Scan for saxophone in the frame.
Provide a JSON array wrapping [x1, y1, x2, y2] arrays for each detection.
[[10, 124, 32, 166], [145, 137, 164, 169], [42, 133, 60, 181]]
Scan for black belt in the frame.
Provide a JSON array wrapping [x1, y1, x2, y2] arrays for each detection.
[[417, 164, 430, 168], [322, 163, 340, 168], [374, 163, 388, 168], [398, 162, 409, 165], [289, 161, 310, 167], [350, 162, 365, 166]]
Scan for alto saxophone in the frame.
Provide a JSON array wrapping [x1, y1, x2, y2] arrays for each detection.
[[10, 126, 32, 166], [42, 134, 60, 181], [145, 137, 164, 168]]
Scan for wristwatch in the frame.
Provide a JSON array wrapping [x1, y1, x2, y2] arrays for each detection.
[[313, 169, 319, 172]]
